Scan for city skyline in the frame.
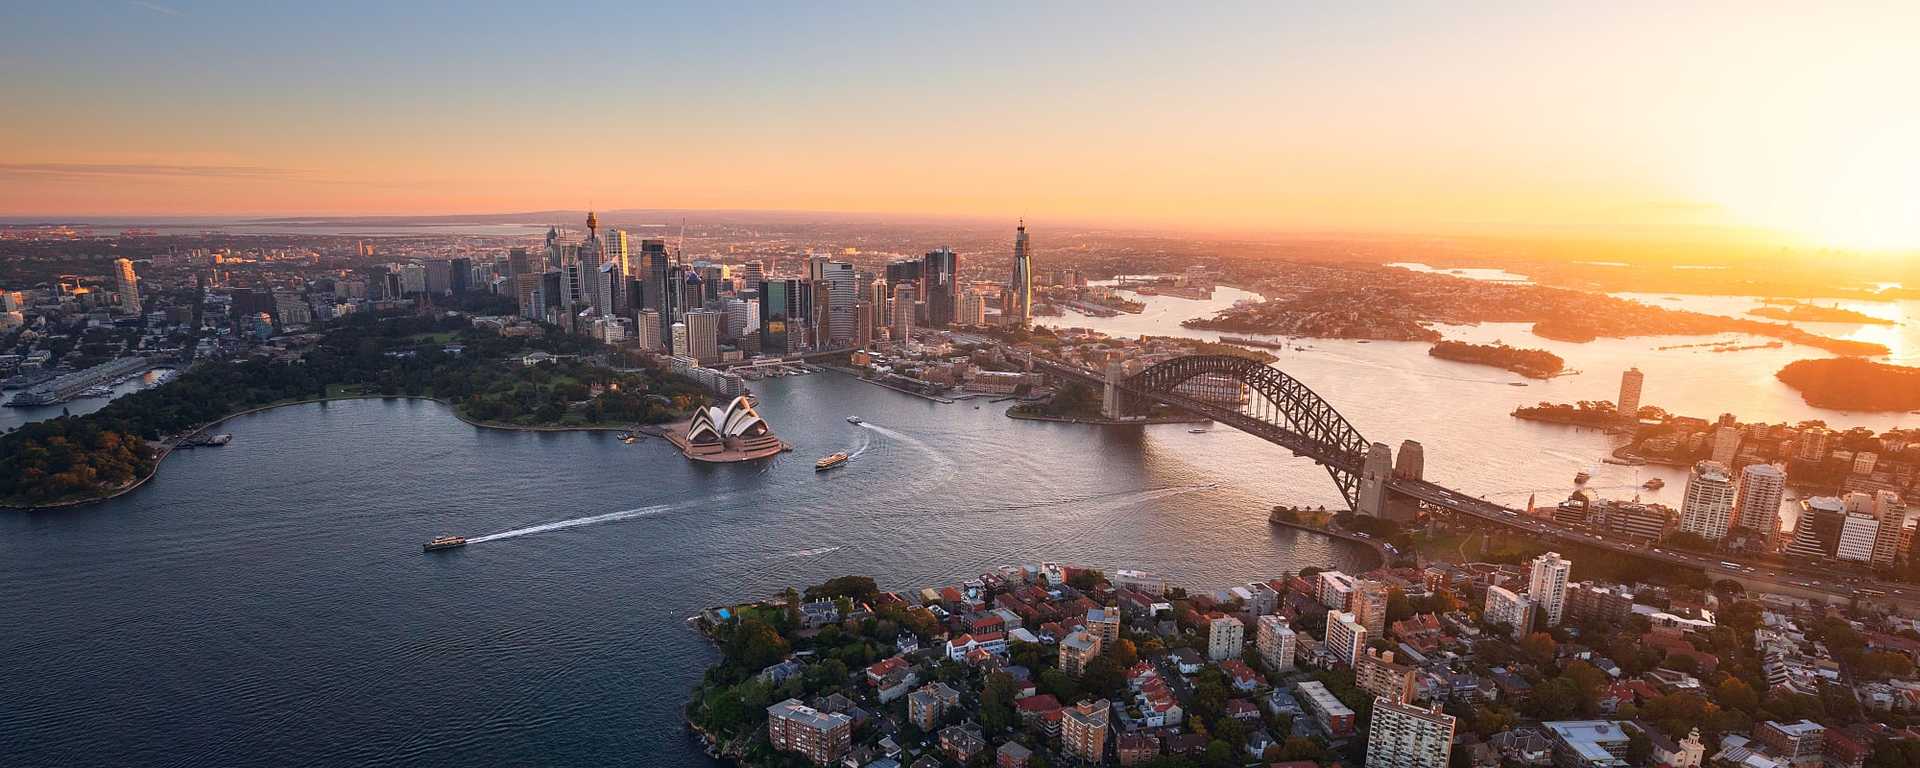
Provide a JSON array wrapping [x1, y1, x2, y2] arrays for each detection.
[[3, 3, 1918, 252]]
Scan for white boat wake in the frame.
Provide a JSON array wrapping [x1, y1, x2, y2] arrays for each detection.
[[465, 503, 675, 543]]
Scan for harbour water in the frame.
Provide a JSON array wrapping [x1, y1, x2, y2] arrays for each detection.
[[5, 280, 1914, 766], [0, 380, 1368, 767]]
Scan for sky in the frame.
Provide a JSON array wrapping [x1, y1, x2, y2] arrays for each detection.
[[2, 1, 1917, 250]]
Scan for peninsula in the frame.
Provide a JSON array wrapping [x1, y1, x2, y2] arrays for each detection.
[[1427, 340, 1564, 379]]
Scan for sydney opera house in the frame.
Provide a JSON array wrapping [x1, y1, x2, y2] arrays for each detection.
[[664, 395, 789, 462]]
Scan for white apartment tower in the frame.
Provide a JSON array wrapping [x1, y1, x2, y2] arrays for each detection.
[[1207, 615, 1245, 661], [1256, 615, 1297, 673], [1367, 698, 1457, 768], [1325, 610, 1367, 667], [1679, 460, 1736, 541], [1735, 464, 1787, 536], [1528, 552, 1572, 627]]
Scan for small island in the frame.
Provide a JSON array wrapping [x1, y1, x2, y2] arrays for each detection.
[[1776, 357, 1920, 411], [1427, 340, 1564, 379], [1748, 301, 1896, 325]]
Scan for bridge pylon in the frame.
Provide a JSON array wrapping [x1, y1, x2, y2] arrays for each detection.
[[1355, 442, 1394, 517], [1100, 359, 1126, 420]]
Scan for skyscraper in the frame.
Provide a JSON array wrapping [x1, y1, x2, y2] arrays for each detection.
[[113, 258, 141, 315], [1528, 552, 1571, 627], [819, 261, 857, 348], [891, 284, 916, 344], [603, 227, 631, 275], [685, 309, 721, 364], [1618, 367, 1643, 420], [644, 239, 674, 344], [922, 247, 958, 327], [1009, 220, 1031, 327], [1680, 460, 1736, 541], [1367, 699, 1457, 768], [1734, 464, 1787, 535], [448, 256, 471, 294]]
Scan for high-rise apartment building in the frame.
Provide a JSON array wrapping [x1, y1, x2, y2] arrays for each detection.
[[1367, 698, 1456, 768], [1679, 460, 1736, 541], [923, 247, 957, 327], [1354, 648, 1418, 705], [113, 258, 141, 314], [1484, 585, 1533, 639], [1256, 615, 1296, 673], [1867, 491, 1908, 569], [1350, 580, 1389, 635], [1061, 699, 1110, 763], [1735, 464, 1788, 536], [1617, 367, 1643, 421], [1207, 615, 1244, 661], [767, 699, 853, 766], [1325, 610, 1366, 667], [1711, 426, 1743, 466], [1009, 221, 1031, 327], [1528, 552, 1572, 627]]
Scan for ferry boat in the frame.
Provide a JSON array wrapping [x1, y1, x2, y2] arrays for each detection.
[[1574, 470, 1591, 484], [815, 452, 850, 471], [423, 535, 467, 552], [846, 416, 863, 424], [1643, 478, 1665, 490]]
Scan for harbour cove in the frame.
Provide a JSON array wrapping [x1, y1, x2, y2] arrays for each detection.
[[3, 283, 1915, 767]]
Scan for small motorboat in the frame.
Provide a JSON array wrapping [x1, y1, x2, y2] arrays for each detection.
[[846, 416, 863, 424]]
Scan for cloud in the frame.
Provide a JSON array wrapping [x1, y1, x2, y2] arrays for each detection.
[[0, 162, 298, 180], [130, 1, 181, 15]]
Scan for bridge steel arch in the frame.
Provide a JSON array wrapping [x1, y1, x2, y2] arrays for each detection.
[[1115, 355, 1374, 506]]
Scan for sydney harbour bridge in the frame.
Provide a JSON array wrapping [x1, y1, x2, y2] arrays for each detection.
[[1017, 352, 1546, 523], [1002, 350, 1918, 610]]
